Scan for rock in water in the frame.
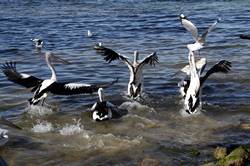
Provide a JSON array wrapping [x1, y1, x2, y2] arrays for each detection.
[[214, 147, 227, 159], [217, 146, 250, 166], [140, 157, 160, 166], [240, 123, 250, 130], [201, 162, 216, 166]]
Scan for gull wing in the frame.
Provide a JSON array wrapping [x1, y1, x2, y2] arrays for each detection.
[[201, 18, 220, 41], [181, 17, 199, 40]]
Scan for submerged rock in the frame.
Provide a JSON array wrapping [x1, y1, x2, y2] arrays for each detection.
[[214, 147, 227, 159], [201, 162, 216, 166], [217, 146, 250, 166], [140, 157, 160, 166], [240, 123, 250, 130], [190, 148, 200, 157]]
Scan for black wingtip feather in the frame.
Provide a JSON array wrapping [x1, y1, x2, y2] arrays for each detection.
[[2, 61, 17, 74]]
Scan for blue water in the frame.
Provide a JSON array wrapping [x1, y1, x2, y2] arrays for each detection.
[[0, 1, 250, 165]]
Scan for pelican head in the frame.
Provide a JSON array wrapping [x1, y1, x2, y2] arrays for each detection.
[[98, 88, 104, 102], [133, 51, 139, 63], [180, 14, 186, 20], [45, 52, 70, 65]]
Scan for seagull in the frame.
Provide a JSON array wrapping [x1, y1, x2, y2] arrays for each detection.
[[94, 43, 158, 99], [178, 59, 231, 98], [31, 38, 43, 49], [87, 30, 93, 37], [2, 52, 118, 105], [91, 88, 127, 121], [180, 14, 220, 52], [0, 117, 22, 146]]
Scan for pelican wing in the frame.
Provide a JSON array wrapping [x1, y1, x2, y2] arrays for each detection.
[[139, 52, 158, 67], [200, 60, 231, 85], [181, 18, 198, 40], [201, 18, 220, 41], [207, 60, 231, 74], [48, 78, 118, 95], [2, 62, 43, 88], [94, 44, 132, 65]]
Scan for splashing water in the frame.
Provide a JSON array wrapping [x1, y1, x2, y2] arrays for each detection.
[[27, 105, 54, 117], [179, 100, 203, 117], [31, 120, 54, 133], [119, 101, 155, 112], [59, 119, 84, 136]]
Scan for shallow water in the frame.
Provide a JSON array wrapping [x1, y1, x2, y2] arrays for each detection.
[[0, 0, 250, 165]]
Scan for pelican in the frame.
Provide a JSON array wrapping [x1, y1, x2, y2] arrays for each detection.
[[31, 38, 43, 49], [180, 14, 220, 52], [183, 51, 201, 114], [0, 117, 22, 146], [178, 59, 231, 98], [2, 52, 117, 105], [182, 51, 231, 114], [91, 88, 127, 121], [94, 43, 158, 99]]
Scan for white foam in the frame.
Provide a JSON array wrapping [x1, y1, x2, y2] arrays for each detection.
[[27, 105, 53, 117], [59, 119, 84, 136], [31, 120, 53, 133], [119, 101, 155, 112], [179, 107, 202, 118]]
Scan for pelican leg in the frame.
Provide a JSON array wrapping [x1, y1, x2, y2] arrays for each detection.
[[41, 98, 46, 106]]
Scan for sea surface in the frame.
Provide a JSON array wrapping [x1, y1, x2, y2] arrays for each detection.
[[0, 0, 250, 165]]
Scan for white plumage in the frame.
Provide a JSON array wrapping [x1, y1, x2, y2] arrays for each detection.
[[94, 44, 158, 99], [180, 14, 219, 52]]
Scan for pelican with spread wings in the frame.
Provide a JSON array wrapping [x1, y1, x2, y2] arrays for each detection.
[[2, 52, 117, 106], [94, 43, 158, 99]]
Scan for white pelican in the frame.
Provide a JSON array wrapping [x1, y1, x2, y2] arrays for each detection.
[[0, 117, 22, 146], [182, 51, 231, 114], [2, 52, 118, 105], [91, 88, 127, 121], [183, 51, 201, 114], [180, 14, 220, 52], [31, 38, 43, 49], [94, 43, 158, 99], [178, 59, 231, 98]]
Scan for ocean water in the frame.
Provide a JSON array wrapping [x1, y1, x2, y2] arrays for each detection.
[[0, 0, 250, 165]]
